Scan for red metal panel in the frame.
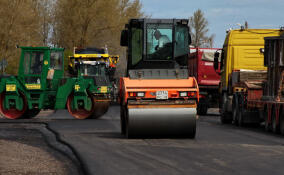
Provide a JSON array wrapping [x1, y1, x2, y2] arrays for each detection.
[[189, 48, 221, 86]]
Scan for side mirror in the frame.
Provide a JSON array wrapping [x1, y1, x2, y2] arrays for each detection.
[[214, 51, 220, 70], [120, 30, 128, 47]]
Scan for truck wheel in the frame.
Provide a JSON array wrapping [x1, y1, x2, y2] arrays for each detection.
[[238, 94, 244, 126], [264, 107, 271, 132], [280, 111, 284, 135], [220, 92, 232, 124], [232, 94, 239, 126], [197, 99, 208, 115], [271, 108, 279, 133]]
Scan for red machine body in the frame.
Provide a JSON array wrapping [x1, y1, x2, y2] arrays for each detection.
[[188, 48, 221, 115]]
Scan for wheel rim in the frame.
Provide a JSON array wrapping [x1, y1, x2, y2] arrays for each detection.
[[67, 94, 95, 119], [0, 92, 27, 119]]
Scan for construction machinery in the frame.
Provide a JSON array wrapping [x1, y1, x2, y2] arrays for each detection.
[[214, 28, 284, 124], [0, 46, 112, 119], [119, 18, 199, 138], [188, 48, 221, 115], [68, 47, 119, 118]]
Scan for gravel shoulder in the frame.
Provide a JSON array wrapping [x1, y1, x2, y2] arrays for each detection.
[[0, 126, 80, 175]]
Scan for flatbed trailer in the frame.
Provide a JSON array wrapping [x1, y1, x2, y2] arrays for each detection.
[[231, 35, 284, 134]]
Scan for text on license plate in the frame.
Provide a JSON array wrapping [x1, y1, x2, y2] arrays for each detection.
[[156, 91, 168, 99]]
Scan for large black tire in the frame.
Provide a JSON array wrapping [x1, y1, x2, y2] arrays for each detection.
[[264, 106, 271, 132], [22, 109, 40, 119], [220, 92, 232, 124], [197, 99, 208, 115], [280, 110, 284, 135], [232, 94, 239, 126], [238, 94, 244, 127], [271, 107, 279, 133]]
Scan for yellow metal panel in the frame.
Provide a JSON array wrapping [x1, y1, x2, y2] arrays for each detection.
[[6, 84, 16, 91], [73, 54, 109, 58], [100, 86, 107, 93], [25, 84, 41, 90], [221, 29, 284, 89]]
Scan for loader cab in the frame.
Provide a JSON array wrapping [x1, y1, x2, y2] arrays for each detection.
[[18, 47, 64, 91], [121, 19, 191, 78]]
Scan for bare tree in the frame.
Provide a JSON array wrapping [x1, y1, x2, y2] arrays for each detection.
[[189, 9, 215, 48], [0, 0, 43, 74]]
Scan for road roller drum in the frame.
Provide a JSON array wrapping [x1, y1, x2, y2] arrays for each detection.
[[126, 107, 196, 138]]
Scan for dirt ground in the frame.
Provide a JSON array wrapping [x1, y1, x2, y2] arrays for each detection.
[[0, 127, 80, 175]]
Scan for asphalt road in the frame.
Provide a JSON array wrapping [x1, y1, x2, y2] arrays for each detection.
[[47, 106, 284, 175], [2, 106, 284, 175]]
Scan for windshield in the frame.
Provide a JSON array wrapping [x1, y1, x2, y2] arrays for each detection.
[[79, 64, 106, 76], [146, 23, 173, 60], [50, 51, 63, 70], [174, 25, 189, 57], [24, 51, 44, 75]]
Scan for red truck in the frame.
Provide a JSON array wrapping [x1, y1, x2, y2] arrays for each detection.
[[188, 48, 221, 115]]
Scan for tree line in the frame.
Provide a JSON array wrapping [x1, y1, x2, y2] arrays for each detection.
[[0, 0, 143, 75], [0, 1, 212, 76]]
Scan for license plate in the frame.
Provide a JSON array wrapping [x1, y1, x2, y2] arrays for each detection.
[[156, 91, 168, 99]]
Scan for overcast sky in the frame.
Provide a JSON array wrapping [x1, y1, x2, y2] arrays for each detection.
[[140, 0, 284, 47]]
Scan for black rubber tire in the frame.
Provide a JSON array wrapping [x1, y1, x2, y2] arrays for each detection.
[[272, 108, 279, 133], [280, 110, 284, 135], [264, 107, 271, 132], [238, 94, 244, 127], [220, 92, 232, 124], [232, 94, 239, 126], [120, 105, 126, 135], [197, 99, 208, 115], [22, 109, 40, 119]]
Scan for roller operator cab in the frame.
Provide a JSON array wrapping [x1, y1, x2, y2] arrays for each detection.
[[120, 19, 199, 138]]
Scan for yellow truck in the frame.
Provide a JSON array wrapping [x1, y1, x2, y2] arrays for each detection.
[[213, 28, 284, 124]]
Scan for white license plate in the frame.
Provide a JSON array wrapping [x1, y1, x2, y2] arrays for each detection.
[[156, 91, 168, 99]]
